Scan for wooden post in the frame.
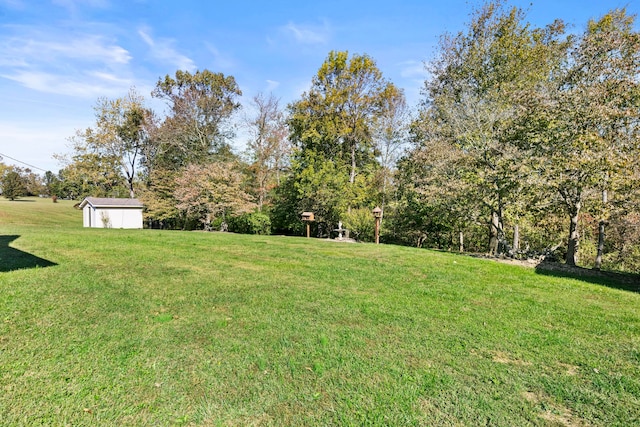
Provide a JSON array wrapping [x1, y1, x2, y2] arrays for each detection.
[[301, 212, 314, 238], [372, 207, 382, 245]]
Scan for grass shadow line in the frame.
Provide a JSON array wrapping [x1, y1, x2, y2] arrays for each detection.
[[534, 260, 639, 293], [0, 235, 57, 272]]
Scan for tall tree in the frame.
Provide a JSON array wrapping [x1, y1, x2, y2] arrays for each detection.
[[244, 93, 290, 211], [374, 84, 409, 211], [289, 51, 396, 185], [417, 1, 566, 254], [522, 8, 640, 266], [282, 51, 398, 231], [59, 89, 149, 198], [150, 69, 242, 168], [142, 69, 243, 227]]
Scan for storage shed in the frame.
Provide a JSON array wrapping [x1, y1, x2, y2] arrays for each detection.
[[79, 197, 144, 229]]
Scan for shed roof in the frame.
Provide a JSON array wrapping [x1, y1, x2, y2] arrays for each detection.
[[80, 197, 144, 209]]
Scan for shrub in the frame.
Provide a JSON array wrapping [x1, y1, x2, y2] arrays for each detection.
[[343, 208, 375, 242], [229, 212, 272, 235]]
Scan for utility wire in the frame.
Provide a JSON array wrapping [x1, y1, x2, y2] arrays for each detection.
[[0, 152, 49, 172]]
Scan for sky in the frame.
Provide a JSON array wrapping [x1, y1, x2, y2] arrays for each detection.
[[0, 0, 638, 173]]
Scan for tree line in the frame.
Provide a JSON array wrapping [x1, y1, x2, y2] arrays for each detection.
[[3, 1, 639, 272]]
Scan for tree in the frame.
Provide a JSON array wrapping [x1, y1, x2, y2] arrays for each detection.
[[141, 70, 243, 228], [415, 1, 566, 255], [44, 170, 62, 197], [174, 162, 255, 230], [244, 93, 290, 211], [280, 51, 399, 232], [59, 89, 149, 199], [150, 69, 242, 168], [2, 170, 25, 200], [289, 51, 396, 185], [56, 152, 127, 200], [397, 121, 484, 250], [521, 8, 640, 266], [374, 84, 409, 211]]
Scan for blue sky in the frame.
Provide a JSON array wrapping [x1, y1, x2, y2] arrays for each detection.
[[1, 0, 638, 173]]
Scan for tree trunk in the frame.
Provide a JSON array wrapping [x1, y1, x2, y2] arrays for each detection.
[[594, 189, 608, 270], [513, 224, 520, 253], [566, 200, 581, 266], [349, 144, 357, 184], [459, 231, 464, 253], [594, 221, 605, 270], [126, 171, 135, 198], [489, 211, 499, 256]]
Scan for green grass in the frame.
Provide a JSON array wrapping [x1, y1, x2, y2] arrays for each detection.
[[1, 197, 639, 425]]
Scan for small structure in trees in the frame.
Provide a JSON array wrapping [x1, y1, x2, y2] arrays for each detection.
[[301, 212, 314, 238], [80, 197, 143, 229], [372, 207, 382, 244]]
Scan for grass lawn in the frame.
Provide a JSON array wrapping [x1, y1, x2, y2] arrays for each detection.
[[1, 197, 639, 425]]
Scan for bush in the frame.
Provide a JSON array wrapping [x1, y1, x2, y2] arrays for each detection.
[[343, 208, 375, 242], [229, 212, 272, 235]]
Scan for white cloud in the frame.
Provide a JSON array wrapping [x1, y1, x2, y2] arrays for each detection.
[[1, 31, 131, 66], [265, 79, 280, 92], [0, 26, 134, 98], [398, 60, 428, 79], [1, 70, 133, 98], [138, 26, 196, 71], [279, 20, 331, 45]]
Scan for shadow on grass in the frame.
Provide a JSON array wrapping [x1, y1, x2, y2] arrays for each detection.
[[535, 260, 639, 294], [0, 235, 57, 272], [454, 251, 639, 294]]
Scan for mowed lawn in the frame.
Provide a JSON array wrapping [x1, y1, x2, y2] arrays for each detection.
[[1, 198, 639, 426]]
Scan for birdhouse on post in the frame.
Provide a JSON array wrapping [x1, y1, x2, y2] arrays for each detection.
[[372, 207, 382, 244], [301, 212, 315, 238]]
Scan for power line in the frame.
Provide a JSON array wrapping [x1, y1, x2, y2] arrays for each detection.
[[0, 152, 49, 172]]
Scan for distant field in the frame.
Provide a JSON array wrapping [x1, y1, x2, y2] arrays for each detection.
[[1, 197, 639, 425]]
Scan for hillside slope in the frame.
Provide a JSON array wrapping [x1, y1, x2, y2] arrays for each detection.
[[1, 198, 639, 425]]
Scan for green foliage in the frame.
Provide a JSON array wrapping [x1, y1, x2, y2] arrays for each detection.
[[277, 51, 400, 234], [229, 211, 272, 235], [56, 89, 150, 200], [411, 0, 567, 256], [397, 2, 640, 272], [174, 162, 255, 230], [43, 171, 62, 197], [514, 8, 640, 266], [56, 153, 128, 200], [150, 69, 242, 168], [1, 170, 25, 200], [342, 207, 375, 242], [289, 153, 350, 232]]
